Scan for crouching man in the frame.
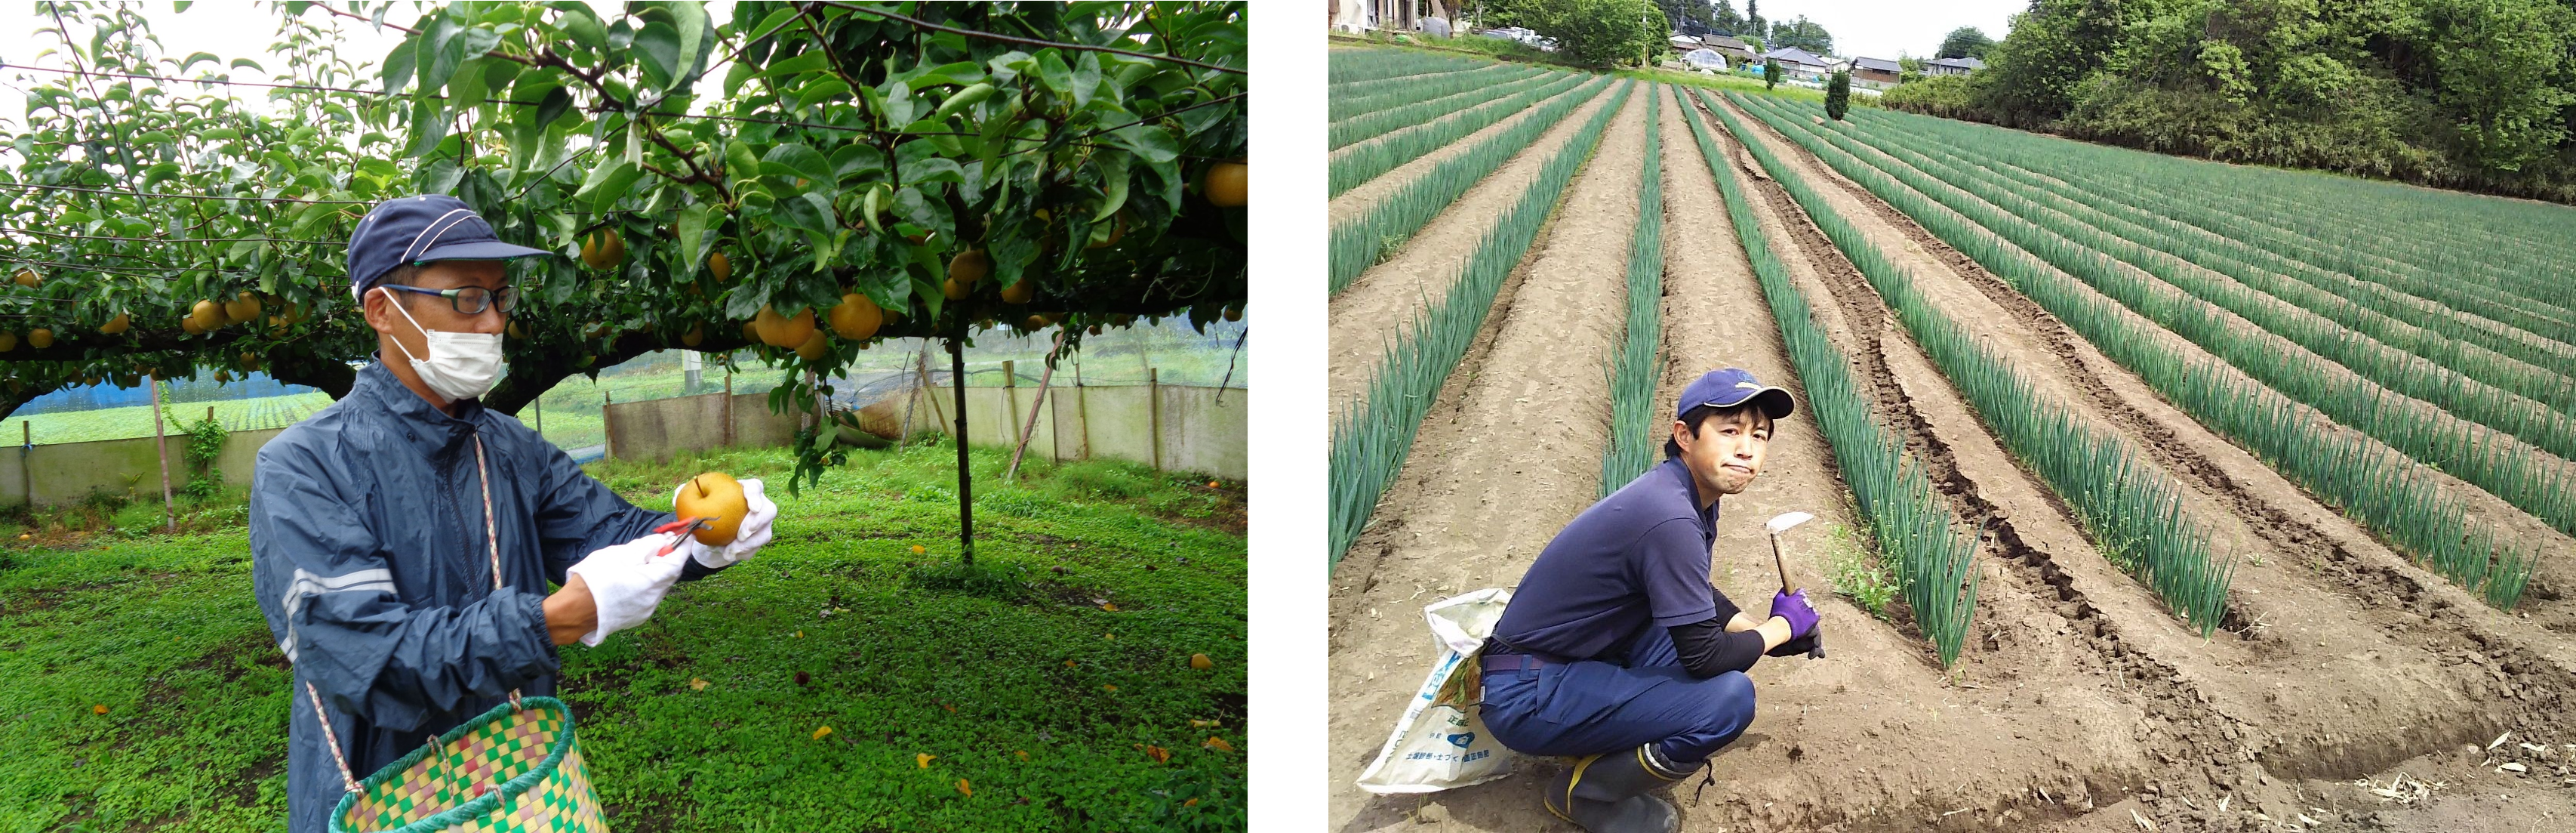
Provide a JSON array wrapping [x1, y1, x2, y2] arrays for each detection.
[[1480, 368, 1821, 833]]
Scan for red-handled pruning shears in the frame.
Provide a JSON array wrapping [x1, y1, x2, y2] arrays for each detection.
[[654, 517, 711, 557]]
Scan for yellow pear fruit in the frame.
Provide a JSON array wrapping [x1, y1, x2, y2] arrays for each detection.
[[1000, 277, 1035, 305], [682, 322, 705, 347], [97, 313, 129, 335], [190, 300, 225, 332], [674, 472, 748, 546], [795, 329, 828, 361], [1205, 161, 1246, 207], [225, 292, 260, 323], [580, 229, 625, 270], [709, 251, 731, 283], [827, 293, 882, 341], [11, 269, 37, 288], [26, 329, 52, 349], [182, 316, 205, 336], [754, 305, 815, 347], [947, 250, 983, 292], [0, 332, 14, 351]]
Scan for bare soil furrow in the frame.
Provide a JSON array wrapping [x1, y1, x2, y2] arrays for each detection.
[[1810, 113, 2576, 526], [1327, 85, 1617, 412], [1770, 103, 2576, 638], [1328, 76, 1591, 222], [1710, 94, 2576, 825], [1328, 91, 1649, 828], [1694, 93, 2270, 826], [1328, 75, 1566, 168]]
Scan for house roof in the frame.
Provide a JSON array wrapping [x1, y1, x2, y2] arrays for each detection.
[[1926, 57, 1986, 70], [1669, 35, 1705, 48], [1700, 35, 1752, 51], [1761, 47, 1830, 67], [1852, 57, 1900, 73]]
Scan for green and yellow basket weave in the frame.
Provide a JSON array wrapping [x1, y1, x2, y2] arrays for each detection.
[[325, 695, 607, 833]]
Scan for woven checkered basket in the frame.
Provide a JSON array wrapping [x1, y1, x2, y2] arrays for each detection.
[[321, 693, 607, 833], [309, 437, 608, 832]]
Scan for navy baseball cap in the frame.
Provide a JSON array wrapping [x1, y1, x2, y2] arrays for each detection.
[[1677, 367, 1795, 421], [345, 195, 551, 301]]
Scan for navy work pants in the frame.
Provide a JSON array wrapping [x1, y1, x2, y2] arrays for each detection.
[[1479, 625, 1756, 766]]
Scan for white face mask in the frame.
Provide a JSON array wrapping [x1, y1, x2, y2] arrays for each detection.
[[378, 285, 506, 403]]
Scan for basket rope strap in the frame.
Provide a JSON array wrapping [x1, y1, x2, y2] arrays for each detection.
[[472, 436, 527, 711], [303, 680, 364, 794], [300, 430, 529, 797]]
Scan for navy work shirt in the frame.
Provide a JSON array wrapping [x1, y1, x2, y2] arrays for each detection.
[[1491, 458, 1741, 662], [251, 359, 729, 832]]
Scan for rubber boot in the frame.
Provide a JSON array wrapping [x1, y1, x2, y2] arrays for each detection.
[[1541, 744, 1694, 832]]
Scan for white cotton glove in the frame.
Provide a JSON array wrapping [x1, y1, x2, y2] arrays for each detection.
[[670, 477, 778, 569], [562, 532, 691, 647]]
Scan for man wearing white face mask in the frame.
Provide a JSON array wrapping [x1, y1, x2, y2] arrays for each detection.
[[248, 195, 779, 832]]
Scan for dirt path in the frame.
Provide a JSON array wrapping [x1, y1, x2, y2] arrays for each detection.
[[1328, 76, 1592, 224], [1899, 131, 2576, 390], [1796, 107, 2576, 521], [1758, 101, 2576, 637], [1327, 82, 1614, 412], [1327, 88, 1648, 830], [1705, 92, 2576, 828], [1328, 73, 1565, 165]]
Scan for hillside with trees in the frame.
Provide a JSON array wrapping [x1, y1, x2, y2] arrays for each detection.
[[1883, 0, 2576, 203]]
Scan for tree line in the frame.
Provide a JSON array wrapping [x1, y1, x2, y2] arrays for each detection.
[[1884, 0, 2576, 204]]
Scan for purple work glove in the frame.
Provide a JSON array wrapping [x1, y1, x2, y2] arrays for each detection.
[[1771, 589, 1820, 640]]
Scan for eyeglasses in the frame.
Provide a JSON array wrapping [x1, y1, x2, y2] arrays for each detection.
[[377, 283, 519, 315]]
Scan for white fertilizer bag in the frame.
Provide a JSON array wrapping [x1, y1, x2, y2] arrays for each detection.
[[1354, 588, 1514, 794]]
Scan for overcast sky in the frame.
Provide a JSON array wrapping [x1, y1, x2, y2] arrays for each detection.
[[1741, 0, 2027, 60], [0, 1, 734, 130]]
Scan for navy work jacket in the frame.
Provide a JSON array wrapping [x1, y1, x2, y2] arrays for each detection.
[[250, 360, 728, 831]]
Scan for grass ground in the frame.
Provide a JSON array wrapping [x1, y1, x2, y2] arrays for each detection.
[[0, 443, 1247, 832]]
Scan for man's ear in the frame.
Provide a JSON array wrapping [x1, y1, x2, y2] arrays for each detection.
[[1670, 419, 1692, 452], [359, 286, 397, 336]]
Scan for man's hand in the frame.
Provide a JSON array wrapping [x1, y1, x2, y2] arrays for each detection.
[[562, 534, 691, 646], [1771, 589, 1820, 642], [674, 477, 778, 569], [543, 573, 599, 646]]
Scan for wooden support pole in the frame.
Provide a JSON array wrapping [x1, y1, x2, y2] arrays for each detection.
[[722, 369, 734, 449], [1002, 359, 1020, 453], [1148, 366, 1162, 471], [1006, 332, 1065, 480], [20, 421, 30, 509], [898, 341, 929, 449], [147, 373, 173, 532], [601, 392, 614, 459], [1074, 359, 1090, 462]]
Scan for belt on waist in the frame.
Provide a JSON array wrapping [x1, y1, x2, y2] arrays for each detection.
[[1480, 653, 1551, 673]]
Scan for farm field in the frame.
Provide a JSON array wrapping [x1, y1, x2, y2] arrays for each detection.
[[1325, 45, 2576, 833]]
